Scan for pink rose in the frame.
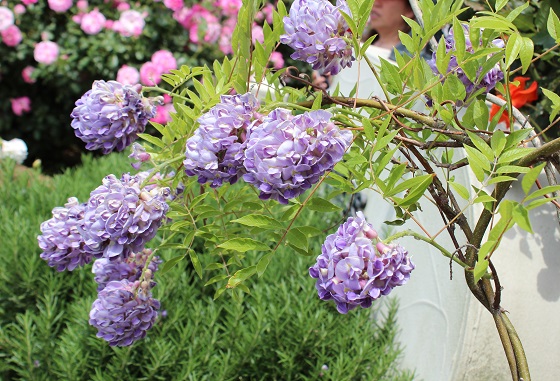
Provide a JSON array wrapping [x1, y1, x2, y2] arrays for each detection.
[[215, 0, 241, 17], [163, 0, 183, 11], [140, 61, 162, 86], [187, 6, 220, 44], [251, 24, 264, 44], [116, 2, 130, 11], [116, 65, 140, 85], [219, 26, 233, 55], [14, 4, 26, 15], [22, 0, 38, 5], [151, 50, 177, 73], [76, 0, 88, 11], [34, 41, 59, 65], [269, 51, 285, 70], [10, 97, 31, 116], [0, 6, 14, 31], [22, 66, 36, 84], [113, 9, 145, 37], [150, 103, 175, 124], [80, 8, 106, 35], [48, 0, 73, 13], [172, 7, 192, 29], [1, 25, 23, 47]]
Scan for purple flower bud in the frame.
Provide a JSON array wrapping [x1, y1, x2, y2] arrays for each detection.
[[89, 279, 160, 346], [427, 24, 504, 101], [309, 212, 414, 313], [129, 143, 151, 169], [38, 197, 100, 271], [184, 93, 260, 188], [280, 0, 354, 75], [93, 248, 162, 291], [71, 80, 159, 154], [84, 172, 170, 260], [243, 109, 352, 204]]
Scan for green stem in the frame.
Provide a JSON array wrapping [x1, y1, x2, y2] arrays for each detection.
[[142, 86, 193, 104], [384, 229, 472, 271]]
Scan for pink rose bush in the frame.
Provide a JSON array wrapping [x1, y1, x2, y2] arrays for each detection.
[[0, 0, 287, 173]]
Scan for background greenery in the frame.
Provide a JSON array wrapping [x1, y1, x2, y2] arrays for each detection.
[[0, 154, 413, 381]]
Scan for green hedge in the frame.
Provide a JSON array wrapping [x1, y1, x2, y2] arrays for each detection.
[[0, 154, 413, 381]]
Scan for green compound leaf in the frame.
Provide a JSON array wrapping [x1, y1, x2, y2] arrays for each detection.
[[307, 197, 343, 213], [521, 163, 546, 195]]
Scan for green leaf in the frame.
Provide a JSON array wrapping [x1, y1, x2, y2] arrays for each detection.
[[464, 145, 491, 172], [497, 147, 533, 164], [452, 18, 465, 64], [385, 174, 434, 198], [380, 58, 403, 94], [256, 252, 274, 277], [547, 9, 560, 43], [526, 197, 560, 210], [307, 197, 343, 213], [519, 37, 534, 75], [137, 133, 165, 149], [487, 175, 517, 185], [473, 259, 489, 283], [491, 130, 507, 157], [471, 16, 516, 32], [512, 204, 533, 233], [189, 250, 203, 279], [362, 118, 376, 141], [466, 131, 493, 161], [443, 75, 466, 102], [472, 100, 490, 131], [505, 32, 522, 68], [526, 185, 560, 201], [230, 214, 283, 229], [542, 88, 560, 121], [495, 0, 507, 12], [521, 163, 546, 195], [286, 228, 308, 251], [473, 195, 497, 203], [218, 238, 271, 252], [495, 165, 530, 174], [312, 91, 323, 110], [160, 254, 186, 274], [435, 33, 451, 75], [204, 274, 228, 287], [448, 181, 470, 200], [505, 1, 530, 22], [227, 266, 257, 288]]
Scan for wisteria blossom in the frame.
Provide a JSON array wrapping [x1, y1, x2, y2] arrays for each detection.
[[310, 212, 414, 313]]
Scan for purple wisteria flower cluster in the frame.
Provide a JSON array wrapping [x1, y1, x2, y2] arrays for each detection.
[[184, 93, 260, 188], [89, 279, 160, 347], [428, 25, 505, 100], [84, 173, 170, 259], [71, 80, 161, 154], [183, 94, 353, 203], [309, 212, 414, 314], [243, 108, 353, 204], [280, 0, 354, 75], [38, 197, 99, 271], [38, 171, 168, 346]]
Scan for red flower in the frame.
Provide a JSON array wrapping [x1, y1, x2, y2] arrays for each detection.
[[490, 76, 538, 128]]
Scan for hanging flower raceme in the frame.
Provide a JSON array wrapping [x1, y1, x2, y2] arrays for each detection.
[[38, 197, 101, 271], [89, 279, 160, 346], [243, 108, 352, 204], [71, 80, 161, 154], [93, 248, 161, 291], [184, 93, 260, 188], [309, 212, 414, 314], [428, 24, 504, 100], [489, 76, 538, 128], [280, 0, 354, 75], [83, 172, 170, 260]]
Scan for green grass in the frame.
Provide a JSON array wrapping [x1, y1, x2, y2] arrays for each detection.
[[0, 154, 413, 381]]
